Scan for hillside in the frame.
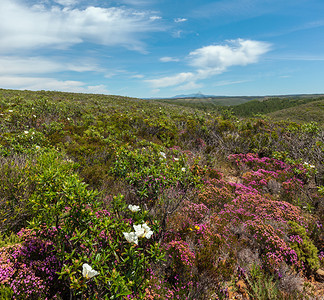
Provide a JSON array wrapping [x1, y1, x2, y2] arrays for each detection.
[[268, 99, 324, 126], [155, 95, 324, 127], [0, 89, 323, 299], [157, 96, 258, 110]]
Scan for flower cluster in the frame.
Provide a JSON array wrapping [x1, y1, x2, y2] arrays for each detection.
[[123, 222, 153, 245]]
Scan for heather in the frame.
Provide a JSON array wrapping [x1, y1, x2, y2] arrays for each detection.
[[0, 89, 323, 299]]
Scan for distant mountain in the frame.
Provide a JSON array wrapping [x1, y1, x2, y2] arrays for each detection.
[[171, 92, 216, 99]]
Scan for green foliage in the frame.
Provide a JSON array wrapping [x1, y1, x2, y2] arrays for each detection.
[[0, 286, 13, 300], [0, 232, 20, 247], [0, 155, 35, 234], [229, 96, 324, 120], [288, 221, 320, 273], [245, 264, 282, 300], [111, 142, 200, 199], [41, 193, 164, 298]]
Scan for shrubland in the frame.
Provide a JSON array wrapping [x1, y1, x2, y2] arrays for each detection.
[[0, 89, 323, 299]]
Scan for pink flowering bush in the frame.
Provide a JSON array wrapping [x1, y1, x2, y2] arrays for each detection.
[[0, 229, 64, 299]]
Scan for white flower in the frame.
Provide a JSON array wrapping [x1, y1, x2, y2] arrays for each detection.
[[123, 232, 138, 245], [142, 223, 153, 239], [128, 204, 140, 212], [35, 145, 40, 150], [134, 223, 153, 239], [82, 263, 99, 279], [24, 131, 29, 134], [181, 167, 186, 172], [304, 162, 316, 169], [8, 110, 13, 113], [174, 158, 179, 161], [159, 151, 166, 159]]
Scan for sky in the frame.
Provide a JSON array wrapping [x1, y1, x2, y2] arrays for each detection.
[[1, 0, 324, 98]]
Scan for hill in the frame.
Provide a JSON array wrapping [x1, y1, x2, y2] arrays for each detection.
[[267, 99, 324, 126], [0, 88, 323, 299], [156, 96, 257, 110]]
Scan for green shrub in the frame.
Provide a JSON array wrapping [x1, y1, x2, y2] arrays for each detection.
[[288, 221, 320, 274], [0, 286, 13, 300]]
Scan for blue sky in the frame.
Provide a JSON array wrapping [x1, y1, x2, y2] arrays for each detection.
[[1, 0, 324, 98]]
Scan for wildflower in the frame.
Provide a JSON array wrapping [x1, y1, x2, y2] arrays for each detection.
[[128, 204, 140, 212], [134, 223, 153, 239], [8, 110, 13, 112], [195, 225, 200, 230], [181, 167, 186, 172], [174, 158, 179, 161], [35, 145, 40, 150], [24, 131, 29, 134], [82, 263, 99, 279], [159, 151, 166, 159], [123, 232, 138, 245]]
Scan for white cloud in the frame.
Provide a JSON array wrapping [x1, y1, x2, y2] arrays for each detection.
[[174, 18, 187, 23], [131, 74, 145, 78], [0, 56, 103, 75], [0, 0, 162, 53], [0, 75, 110, 94], [159, 56, 180, 62], [213, 79, 250, 87], [150, 16, 162, 21], [118, 0, 155, 6], [147, 72, 195, 88], [189, 39, 271, 75], [54, 0, 78, 6], [147, 39, 271, 89]]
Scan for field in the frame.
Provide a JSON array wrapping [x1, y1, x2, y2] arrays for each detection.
[[0, 89, 323, 299]]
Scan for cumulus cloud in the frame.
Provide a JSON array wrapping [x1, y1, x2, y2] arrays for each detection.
[[159, 56, 180, 62], [147, 39, 271, 89], [0, 0, 162, 53], [189, 39, 271, 74]]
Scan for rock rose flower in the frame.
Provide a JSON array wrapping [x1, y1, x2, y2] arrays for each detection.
[[82, 263, 99, 279], [133, 223, 153, 239], [123, 232, 139, 245], [128, 204, 140, 212]]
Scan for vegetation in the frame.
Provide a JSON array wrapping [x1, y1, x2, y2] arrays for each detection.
[[158, 94, 324, 127], [268, 99, 324, 126], [228, 96, 324, 118], [0, 88, 323, 299]]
